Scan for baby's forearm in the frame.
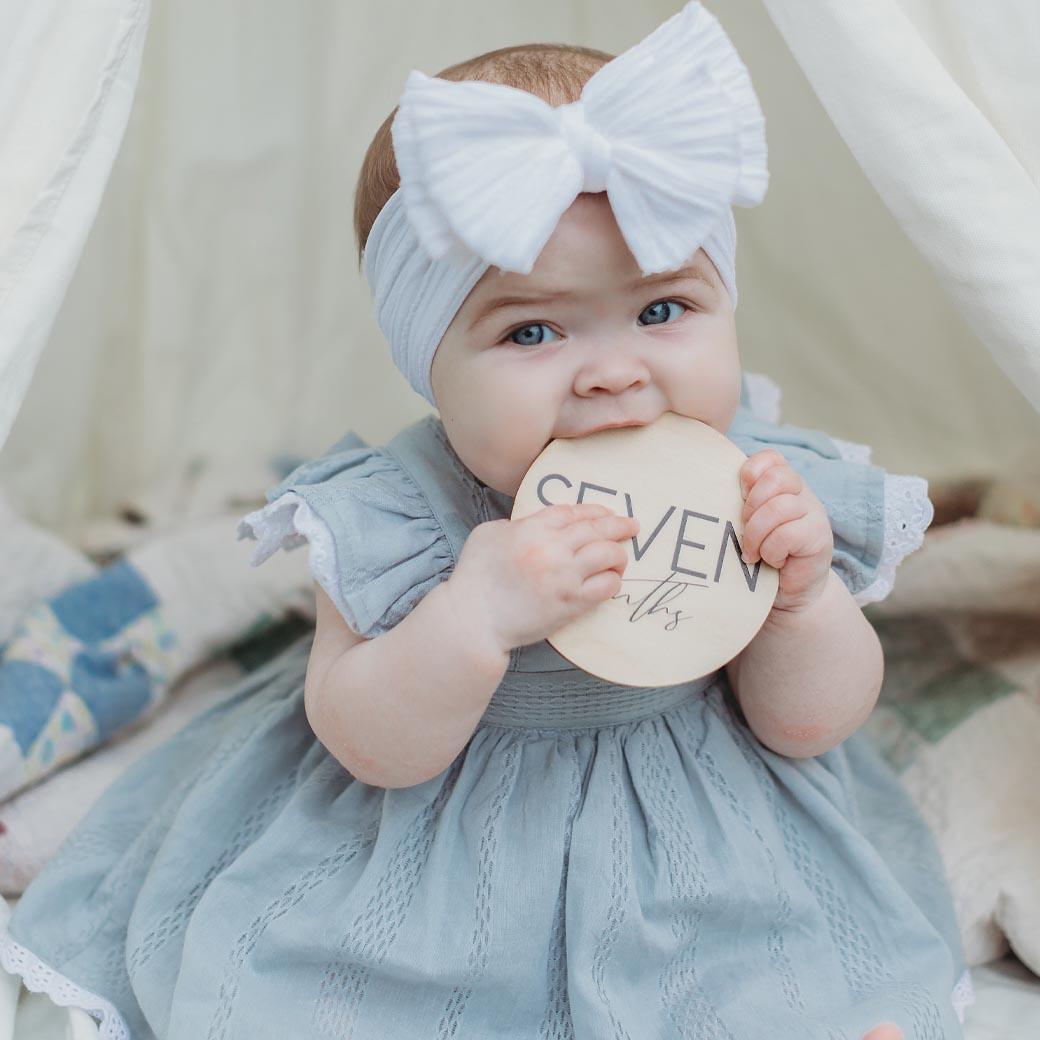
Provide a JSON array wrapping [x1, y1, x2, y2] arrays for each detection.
[[312, 578, 508, 788], [726, 569, 884, 758]]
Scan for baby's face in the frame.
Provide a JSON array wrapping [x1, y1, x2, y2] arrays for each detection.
[[430, 193, 742, 498]]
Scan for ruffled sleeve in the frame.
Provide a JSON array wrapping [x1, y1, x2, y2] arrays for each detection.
[[235, 430, 454, 637], [729, 373, 935, 605]]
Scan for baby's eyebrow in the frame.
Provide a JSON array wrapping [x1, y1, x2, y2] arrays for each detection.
[[630, 263, 720, 295], [467, 290, 570, 331], [467, 263, 718, 332]]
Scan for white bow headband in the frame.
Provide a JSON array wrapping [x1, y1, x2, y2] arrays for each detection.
[[362, 0, 769, 407]]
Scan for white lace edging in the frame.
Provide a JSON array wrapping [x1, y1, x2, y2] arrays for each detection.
[[851, 472, 933, 607], [951, 968, 975, 1024], [236, 491, 313, 563], [236, 492, 357, 630], [828, 434, 933, 608], [0, 926, 131, 1039]]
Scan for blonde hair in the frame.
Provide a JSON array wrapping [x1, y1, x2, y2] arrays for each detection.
[[352, 42, 613, 267]]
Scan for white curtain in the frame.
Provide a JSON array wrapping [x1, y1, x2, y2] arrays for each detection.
[[0, 0, 149, 449], [761, 0, 1040, 412]]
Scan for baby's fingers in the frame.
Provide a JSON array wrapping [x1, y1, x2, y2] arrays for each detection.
[[573, 538, 629, 578], [742, 463, 803, 521], [579, 568, 623, 603], [536, 502, 612, 529], [562, 512, 639, 550], [741, 493, 808, 563], [739, 448, 787, 500]]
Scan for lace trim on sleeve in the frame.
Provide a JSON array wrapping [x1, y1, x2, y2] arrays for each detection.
[[854, 473, 933, 606], [236, 492, 352, 630], [0, 927, 130, 1039], [829, 449, 933, 606]]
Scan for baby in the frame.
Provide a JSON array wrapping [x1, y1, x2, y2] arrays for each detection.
[[304, 5, 963, 1038], [0, 3, 968, 1038]]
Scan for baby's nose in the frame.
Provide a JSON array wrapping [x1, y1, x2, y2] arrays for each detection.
[[573, 348, 651, 396]]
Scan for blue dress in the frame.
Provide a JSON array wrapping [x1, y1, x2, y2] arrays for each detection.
[[0, 389, 970, 1040]]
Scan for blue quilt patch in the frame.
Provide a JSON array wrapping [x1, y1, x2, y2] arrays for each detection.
[[0, 559, 167, 799], [50, 558, 157, 642], [70, 647, 154, 741], [0, 660, 64, 753]]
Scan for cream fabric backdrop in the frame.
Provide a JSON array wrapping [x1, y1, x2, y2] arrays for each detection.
[[0, 0, 147, 476], [1, 0, 1037, 540], [762, 0, 1040, 412]]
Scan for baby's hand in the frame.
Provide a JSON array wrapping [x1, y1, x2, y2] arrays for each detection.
[[449, 503, 640, 653], [739, 449, 834, 613]]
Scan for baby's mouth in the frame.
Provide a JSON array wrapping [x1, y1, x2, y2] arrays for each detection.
[[548, 419, 651, 447]]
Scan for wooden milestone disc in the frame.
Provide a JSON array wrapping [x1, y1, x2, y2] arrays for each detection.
[[510, 411, 779, 687]]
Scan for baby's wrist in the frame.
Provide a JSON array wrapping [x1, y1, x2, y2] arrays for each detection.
[[437, 577, 512, 674], [766, 568, 838, 622]]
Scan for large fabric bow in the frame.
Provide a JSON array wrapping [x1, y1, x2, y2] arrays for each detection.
[[390, 0, 768, 276]]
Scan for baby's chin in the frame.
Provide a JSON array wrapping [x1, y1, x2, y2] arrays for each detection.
[[460, 455, 524, 499], [487, 463, 530, 500]]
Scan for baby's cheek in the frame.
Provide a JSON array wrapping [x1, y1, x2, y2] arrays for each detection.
[[670, 354, 741, 431], [469, 427, 545, 498]]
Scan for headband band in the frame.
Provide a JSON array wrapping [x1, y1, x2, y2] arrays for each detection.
[[364, 193, 740, 406]]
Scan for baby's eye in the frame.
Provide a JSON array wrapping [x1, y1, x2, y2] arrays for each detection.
[[638, 300, 687, 326], [507, 323, 560, 347]]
